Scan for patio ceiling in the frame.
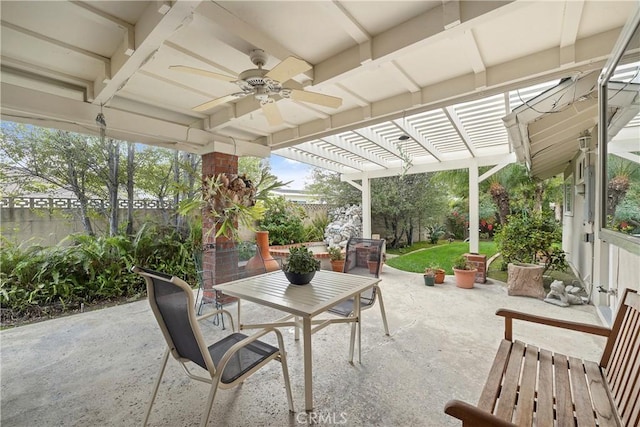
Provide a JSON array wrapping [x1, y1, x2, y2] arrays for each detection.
[[1, 1, 638, 179]]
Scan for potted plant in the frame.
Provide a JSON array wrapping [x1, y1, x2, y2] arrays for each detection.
[[452, 255, 477, 289], [423, 268, 435, 286], [282, 246, 321, 285], [367, 251, 380, 275], [327, 246, 345, 272], [430, 265, 446, 284]]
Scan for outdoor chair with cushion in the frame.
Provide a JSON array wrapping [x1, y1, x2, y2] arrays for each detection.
[[328, 237, 390, 361], [133, 266, 294, 427]]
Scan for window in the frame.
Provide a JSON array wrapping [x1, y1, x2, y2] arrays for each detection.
[[598, 13, 640, 251], [564, 175, 573, 216]]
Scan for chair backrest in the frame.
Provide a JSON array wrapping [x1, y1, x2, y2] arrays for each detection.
[[134, 266, 215, 373], [600, 288, 639, 425], [343, 237, 385, 279], [195, 242, 266, 287]]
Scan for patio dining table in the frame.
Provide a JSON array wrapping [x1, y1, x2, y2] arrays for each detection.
[[213, 269, 381, 412]]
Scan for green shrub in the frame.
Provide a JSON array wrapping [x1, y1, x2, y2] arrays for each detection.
[[304, 213, 329, 242], [494, 211, 567, 274], [259, 196, 306, 245], [1, 223, 197, 323]]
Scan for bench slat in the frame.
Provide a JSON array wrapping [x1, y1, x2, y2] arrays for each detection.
[[514, 344, 538, 427], [446, 290, 638, 427], [584, 360, 619, 427], [611, 313, 640, 407], [478, 339, 512, 412], [618, 317, 640, 427], [554, 354, 574, 426], [495, 340, 526, 421], [536, 349, 555, 425], [569, 356, 597, 427], [608, 310, 637, 395]]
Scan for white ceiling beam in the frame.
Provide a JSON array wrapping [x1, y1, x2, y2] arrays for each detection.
[[443, 0, 461, 29], [0, 82, 271, 158], [334, 83, 370, 107], [320, 1, 371, 44], [313, 1, 519, 85], [391, 119, 443, 161], [263, 28, 615, 150], [206, 1, 520, 125], [322, 134, 388, 168], [478, 160, 512, 183], [196, 1, 299, 63], [559, 0, 584, 66], [442, 106, 478, 157], [274, 147, 350, 174], [68, 1, 135, 56], [93, 1, 201, 105], [352, 127, 404, 160], [1, 57, 94, 101], [342, 153, 516, 181], [295, 141, 364, 171], [0, 20, 111, 81], [459, 30, 486, 89], [381, 61, 421, 94]]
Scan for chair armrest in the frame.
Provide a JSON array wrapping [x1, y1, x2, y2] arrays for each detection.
[[197, 308, 235, 331], [217, 327, 286, 374], [444, 400, 516, 427], [496, 309, 611, 341]]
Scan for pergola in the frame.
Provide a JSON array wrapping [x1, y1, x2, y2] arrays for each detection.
[[1, 1, 636, 250]]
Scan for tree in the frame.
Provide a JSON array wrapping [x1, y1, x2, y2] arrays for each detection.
[[125, 142, 135, 235], [305, 168, 360, 205], [1, 124, 101, 235], [371, 174, 447, 247]]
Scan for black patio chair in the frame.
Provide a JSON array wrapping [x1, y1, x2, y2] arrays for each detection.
[[193, 242, 266, 329], [133, 266, 293, 427], [328, 238, 390, 360]]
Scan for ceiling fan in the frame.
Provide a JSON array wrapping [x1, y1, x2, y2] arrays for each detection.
[[170, 49, 342, 126]]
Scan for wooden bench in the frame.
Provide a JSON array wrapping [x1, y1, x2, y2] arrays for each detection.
[[445, 288, 639, 426]]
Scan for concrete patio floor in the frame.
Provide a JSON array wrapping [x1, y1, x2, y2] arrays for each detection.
[[1, 266, 607, 426]]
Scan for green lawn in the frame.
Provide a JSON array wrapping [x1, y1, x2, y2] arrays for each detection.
[[385, 241, 498, 274]]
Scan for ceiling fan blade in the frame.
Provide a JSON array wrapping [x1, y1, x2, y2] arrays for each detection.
[[170, 65, 237, 82], [265, 56, 312, 83], [193, 94, 240, 112], [261, 101, 284, 126], [288, 89, 342, 109]]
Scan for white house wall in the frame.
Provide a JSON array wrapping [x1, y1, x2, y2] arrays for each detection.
[[563, 136, 640, 327]]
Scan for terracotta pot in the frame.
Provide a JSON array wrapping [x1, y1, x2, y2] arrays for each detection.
[[247, 231, 280, 272], [453, 268, 477, 289], [434, 269, 445, 284], [330, 259, 345, 272], [367, 260, 378, 274]]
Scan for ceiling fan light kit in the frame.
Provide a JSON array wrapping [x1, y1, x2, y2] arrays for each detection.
[[172, 49, 342, 126]]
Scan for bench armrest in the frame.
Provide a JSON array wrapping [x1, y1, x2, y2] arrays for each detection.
[[444, 400, 516, 427], [496, 309, 611, 341]]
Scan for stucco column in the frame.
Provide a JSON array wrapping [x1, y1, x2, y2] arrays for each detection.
[[361, 176, 371, 238], [468, 163, 480, 254]]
